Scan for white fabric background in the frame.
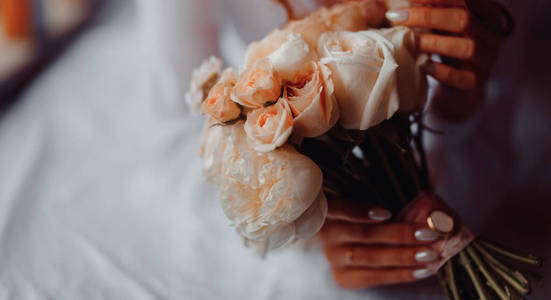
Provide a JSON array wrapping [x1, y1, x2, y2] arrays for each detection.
[[0, 0, 549, 299]]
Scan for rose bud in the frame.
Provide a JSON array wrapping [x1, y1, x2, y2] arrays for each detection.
[[244, 98, 293, 153], [201, 68, 242, 123], [231, 58, 282, 109]]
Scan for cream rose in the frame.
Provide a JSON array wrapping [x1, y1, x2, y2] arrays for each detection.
[[244, 30, 317, 82], [201, 68, 242, 123], [185, 56, 223, 114], [244, 98, 294, 153], [286, 62, 339, 137], [202, 124, 326, 256], [244, 29, 288, 68], [318, 27, 427, 130], [284, 0, 386, 49], [231, 58, 282, 108], [318, 30, 399, 130]]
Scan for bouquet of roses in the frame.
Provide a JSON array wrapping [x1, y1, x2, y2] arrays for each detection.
[[186, 2, 542, 299]]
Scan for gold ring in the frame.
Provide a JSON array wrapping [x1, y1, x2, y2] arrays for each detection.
[[427, 210, 455, 234], [345, 248, 354, 265]]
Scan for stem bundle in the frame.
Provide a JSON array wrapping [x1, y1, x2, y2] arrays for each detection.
[[300, 113, 543, 299]]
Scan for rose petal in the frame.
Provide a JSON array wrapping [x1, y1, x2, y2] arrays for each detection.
[[288, 63, 339, 137], [268, 33, 318, 81], [378, 26, 428, 112]]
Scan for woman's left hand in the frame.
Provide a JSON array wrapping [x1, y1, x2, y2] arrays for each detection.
[[385, 0, 511, 119]]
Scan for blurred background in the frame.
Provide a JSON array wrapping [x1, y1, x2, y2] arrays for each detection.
[[0, 0, 549, 299]]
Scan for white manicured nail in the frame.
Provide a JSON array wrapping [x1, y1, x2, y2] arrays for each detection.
[[413, 268, 433, 279], [414, 228, 440, 242], [415, 250, 439, 262], [385, 10, 409, 22], [368, 208, 392, 221]]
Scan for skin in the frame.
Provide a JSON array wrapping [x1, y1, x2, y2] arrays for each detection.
[[310, 0, 509, 289], [387, 0, 508, 121], [318, 195, 444, 289]]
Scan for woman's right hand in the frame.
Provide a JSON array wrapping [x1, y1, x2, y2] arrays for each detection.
[[318, 195, 443, 289]]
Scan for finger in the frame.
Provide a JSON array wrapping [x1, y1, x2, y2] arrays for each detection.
[[409, 0, 465, 6], [325, 245, 440, 268], [332, 267, 433, 289], [417, 33, 476, 60], [421, 60, 476, 90], [319, 220, 440, 246], [326, 196, 392, 223], [386, 7, 470, 33]]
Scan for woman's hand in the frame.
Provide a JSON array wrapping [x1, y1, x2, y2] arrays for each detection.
[[385, 0, 512, 120], [318, 195, 443, 289]]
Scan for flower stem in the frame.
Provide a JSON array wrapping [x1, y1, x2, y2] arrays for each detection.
[[479, 239, 543, 267], [412, 113, 431, 190], [466, 245, 510, 300], [488, 260, 530, 296], [366, 132, 408, 206], [459, 250, 490, 300], [437, 269, 453, 300], [445, 260, 461, 300], [473, 241, 530, 294]]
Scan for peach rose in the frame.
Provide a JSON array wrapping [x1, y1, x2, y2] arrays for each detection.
[[231, 58, 282, 108], [286, 62, 339, 137], [201, 123, 326, 256], [284, 0, 386, 49], [201, 68, 242, 123], [244, 98, 293, 153], [185, 56, 223, 114]]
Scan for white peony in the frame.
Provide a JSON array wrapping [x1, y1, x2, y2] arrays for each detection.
[[200, 123, 327, 256]]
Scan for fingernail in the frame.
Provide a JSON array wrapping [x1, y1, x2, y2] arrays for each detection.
[[414, 228, 440, 242], [413, 268, 433, 279], [385, 10, 409, 22], [368, 208, 392, 221], [415, 250, 439, 262]]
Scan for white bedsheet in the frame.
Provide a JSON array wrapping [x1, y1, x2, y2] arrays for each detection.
[[0, 1, 549, 299]]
